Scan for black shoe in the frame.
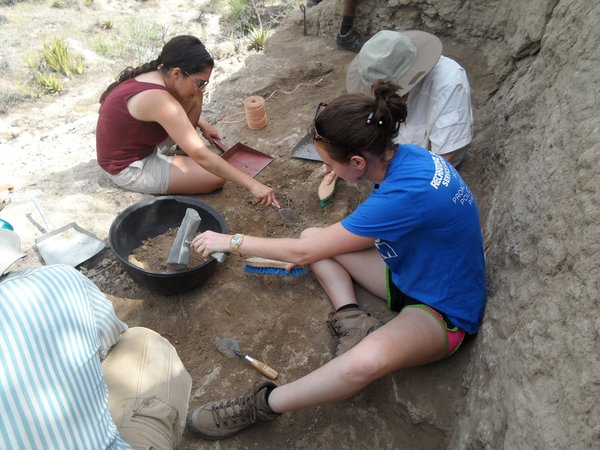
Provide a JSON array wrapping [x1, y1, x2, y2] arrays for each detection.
[[336, 30, 368, 53], [307, 0, 322, 7]]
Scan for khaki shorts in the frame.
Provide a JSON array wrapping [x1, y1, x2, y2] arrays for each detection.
[[109, 149, 172, 194], [102, 327, 192, 450]]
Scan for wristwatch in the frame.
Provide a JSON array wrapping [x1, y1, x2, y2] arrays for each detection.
[[230, 233, 244, 255]]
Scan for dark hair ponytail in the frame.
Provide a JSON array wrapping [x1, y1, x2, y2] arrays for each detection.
[[99, 60, 160, 103], [311, 81, 407, 163], [99, 35, 214, 103]]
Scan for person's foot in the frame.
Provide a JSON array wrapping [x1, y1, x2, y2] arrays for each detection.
[[326, 308, 384, 356], [187, 382, 280, 440], [306, 0, 322, 7], [336, 29, 368, 52]]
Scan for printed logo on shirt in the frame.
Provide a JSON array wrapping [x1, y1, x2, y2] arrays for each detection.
[[429, 154, 475, 206], [452, 177, 474, 206], [375, 239, 397, 259], [430, 154, 451, 189]]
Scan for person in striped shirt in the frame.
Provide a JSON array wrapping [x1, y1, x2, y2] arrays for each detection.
[[0, 228, 192, 449]]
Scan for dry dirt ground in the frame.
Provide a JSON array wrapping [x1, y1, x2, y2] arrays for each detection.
[[0, 1, 493, 449]]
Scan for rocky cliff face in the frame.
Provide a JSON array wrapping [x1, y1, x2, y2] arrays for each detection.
[[309, 0, 599, 447]]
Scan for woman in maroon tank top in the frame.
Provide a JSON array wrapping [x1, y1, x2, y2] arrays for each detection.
[[96, 35, 279, 207]]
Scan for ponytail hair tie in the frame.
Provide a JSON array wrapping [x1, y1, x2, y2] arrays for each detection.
[[157, 63, 164, 70], [366, 112, 383, 126]]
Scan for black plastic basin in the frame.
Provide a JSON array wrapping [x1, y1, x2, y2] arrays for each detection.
[[109, 196, 228, 295]]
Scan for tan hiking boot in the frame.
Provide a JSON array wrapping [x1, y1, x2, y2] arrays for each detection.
[[187, 382, 279, 440], [327, 308, 384, 357]]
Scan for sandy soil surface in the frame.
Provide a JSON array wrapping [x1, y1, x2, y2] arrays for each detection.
[[0, 1, 493, 448]]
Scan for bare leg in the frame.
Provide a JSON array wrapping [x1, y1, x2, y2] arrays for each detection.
[[268, 307, 447, 412], [337, 0, 366, 52], [343, 0, 359, 16], [310, 249, 387, 309], [340, 0, 360, 34], [301, 228, 387, 309], [167, 156, 225, 194]]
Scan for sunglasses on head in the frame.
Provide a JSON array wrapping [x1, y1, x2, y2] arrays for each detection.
[[312, 102, 331, 144]]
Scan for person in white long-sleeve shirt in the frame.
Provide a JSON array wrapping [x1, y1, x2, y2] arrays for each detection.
[[346, 30, 473, 167], [0, 228, 191, 450]]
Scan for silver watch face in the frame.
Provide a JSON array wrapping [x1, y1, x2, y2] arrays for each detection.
[[232, 234, 242, 246]]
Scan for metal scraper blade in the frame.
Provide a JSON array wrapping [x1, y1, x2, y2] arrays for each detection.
[[166, 208, 201, 270], [291, 133, 322, 161]]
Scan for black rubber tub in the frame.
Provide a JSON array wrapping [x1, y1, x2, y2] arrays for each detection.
[[109, 196, 228, 295]]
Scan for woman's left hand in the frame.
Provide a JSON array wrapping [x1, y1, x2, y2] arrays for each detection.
[[250, 181, 279, 208], [198, 120, 219, 143], [191, 231, 231, 257]]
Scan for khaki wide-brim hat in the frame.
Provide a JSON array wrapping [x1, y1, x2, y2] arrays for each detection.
[[346, 30, 443, 97], [0, 228, 26, 276]]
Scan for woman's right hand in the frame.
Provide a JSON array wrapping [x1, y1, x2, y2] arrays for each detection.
[[321, 163, 337, 185], [249, 181, 279, 208], [191, 231, 231, 257]]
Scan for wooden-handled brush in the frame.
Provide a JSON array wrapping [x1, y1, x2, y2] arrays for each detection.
[[243, 256, 309, 276], [318, 173, 338, 206]]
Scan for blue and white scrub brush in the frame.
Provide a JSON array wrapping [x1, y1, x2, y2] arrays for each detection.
[[243, 256, 309, 276]]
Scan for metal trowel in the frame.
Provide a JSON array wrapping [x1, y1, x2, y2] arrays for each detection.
[[291, 133, 321, 161], [166, 208, 201, 271], [166, 208, 225, 270], [214, 336, 278, 380]]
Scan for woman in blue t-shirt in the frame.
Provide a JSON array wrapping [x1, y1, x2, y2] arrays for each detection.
[[187, 81, 487, 441]]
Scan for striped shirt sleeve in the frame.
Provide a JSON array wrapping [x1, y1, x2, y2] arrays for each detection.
[[79, 274, 128, 358], [0, 265, 132, 450]]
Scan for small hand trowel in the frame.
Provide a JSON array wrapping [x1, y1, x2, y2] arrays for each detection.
[[276, 205, 303, 224], [214, 336, 278, 380], [166, 208, 225, 271]]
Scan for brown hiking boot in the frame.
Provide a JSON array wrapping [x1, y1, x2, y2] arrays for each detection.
[[187, 382, 279, 440], [327, 308, 384, 357]]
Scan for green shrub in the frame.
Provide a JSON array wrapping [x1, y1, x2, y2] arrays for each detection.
[[99, 19, 113, 30], [92, 36, 112, 57], [247, 24, 272, 51], [0, 90, 30, 115], [41, 39, 83, 77], [203, 0, 221, 14], [92, 20, 168, 67], [36, 73, 63, 94], [228, 0, 249, 21], [25, 54, 39, 70]]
